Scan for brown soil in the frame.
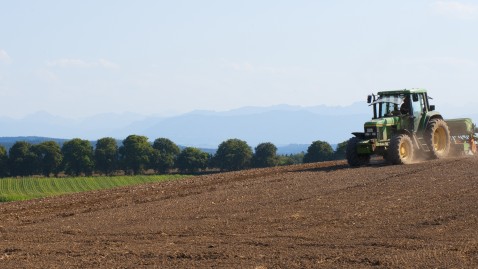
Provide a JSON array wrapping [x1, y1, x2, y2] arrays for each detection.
[[1, 157, 478, 268]]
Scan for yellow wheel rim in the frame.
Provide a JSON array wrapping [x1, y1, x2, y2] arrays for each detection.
[[399, 142, 410, 159], [433, 127, 447, 152]]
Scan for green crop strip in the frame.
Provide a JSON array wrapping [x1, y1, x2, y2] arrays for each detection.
[[0, 174, 188, 202]]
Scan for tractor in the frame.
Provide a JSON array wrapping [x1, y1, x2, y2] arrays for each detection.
[[346, 88, 477, 166]]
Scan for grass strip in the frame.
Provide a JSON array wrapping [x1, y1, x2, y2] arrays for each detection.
[[0, 174, 188, 202]]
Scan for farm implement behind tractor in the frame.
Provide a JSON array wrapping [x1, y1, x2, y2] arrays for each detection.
[[447, 118, 477, 155], [346, 88, 478, 166]]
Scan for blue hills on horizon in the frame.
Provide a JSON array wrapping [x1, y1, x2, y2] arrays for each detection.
[[0, 103, 368, 148], [1, 102, 475, 154]]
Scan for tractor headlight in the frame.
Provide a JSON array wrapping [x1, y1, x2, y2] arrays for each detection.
[[364, 126, 378, 139]]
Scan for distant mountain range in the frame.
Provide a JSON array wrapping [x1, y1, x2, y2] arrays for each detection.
[[0, 137, 70, 152], [1, 103, 476, 151]]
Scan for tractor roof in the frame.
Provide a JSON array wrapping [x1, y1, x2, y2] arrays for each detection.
[[377, 88, 427, 95]]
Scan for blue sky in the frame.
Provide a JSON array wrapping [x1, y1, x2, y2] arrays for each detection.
[[1, 0, 477, 118]]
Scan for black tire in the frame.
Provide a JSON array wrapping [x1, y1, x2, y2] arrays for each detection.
[[346, 137, 371, 167], [425, 119, 451, 159], [388, 134, 414, 165]]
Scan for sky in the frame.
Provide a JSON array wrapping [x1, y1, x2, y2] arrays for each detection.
[[1, 0, 478, 119]]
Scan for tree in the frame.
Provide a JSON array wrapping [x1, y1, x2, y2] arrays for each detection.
[[8, 141, 38, 176], [119, 135, 152, 175], [303, 140, 334, 163], [95, 137, 119, 175], [278, 152, 304, 166], [214, 138, 253, 171], [176, 147, 209, 173], [151, 138, 180, 173], [33, 141, 63, 177], [61, 138, 94, 176], [0, 145, 8, 177], [252, 142, 278, 168], [334, 140, 348, 160]]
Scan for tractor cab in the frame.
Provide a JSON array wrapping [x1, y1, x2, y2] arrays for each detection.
[[366, 89, 437, 136], [369, 93, 408, 118]]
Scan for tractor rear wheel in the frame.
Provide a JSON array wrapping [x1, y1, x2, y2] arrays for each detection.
[[346, 137, 370, 167], [388, 134, 414, 165], [425, 119, 451, 159]]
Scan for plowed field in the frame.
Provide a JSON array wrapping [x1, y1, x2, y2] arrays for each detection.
[[1, 157, 478, 268]]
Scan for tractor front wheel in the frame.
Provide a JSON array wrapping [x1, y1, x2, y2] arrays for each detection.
[[388, 134, 414, 165], [346, 137, 371, 167]]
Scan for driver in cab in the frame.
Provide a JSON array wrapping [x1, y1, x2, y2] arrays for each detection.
[[400, 96, 410, 115]]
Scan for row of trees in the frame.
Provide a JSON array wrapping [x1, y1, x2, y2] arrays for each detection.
[[0, 136, 346, 178]]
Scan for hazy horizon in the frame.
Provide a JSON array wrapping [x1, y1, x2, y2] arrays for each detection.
[[0, 102, 476, 148]]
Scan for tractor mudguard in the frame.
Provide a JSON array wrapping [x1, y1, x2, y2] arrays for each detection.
[[352, 132, 365, 139], [423, 112, 443, 130]]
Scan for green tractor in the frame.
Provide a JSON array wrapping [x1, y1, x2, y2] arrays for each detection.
[[346, 88, 477, 166]]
